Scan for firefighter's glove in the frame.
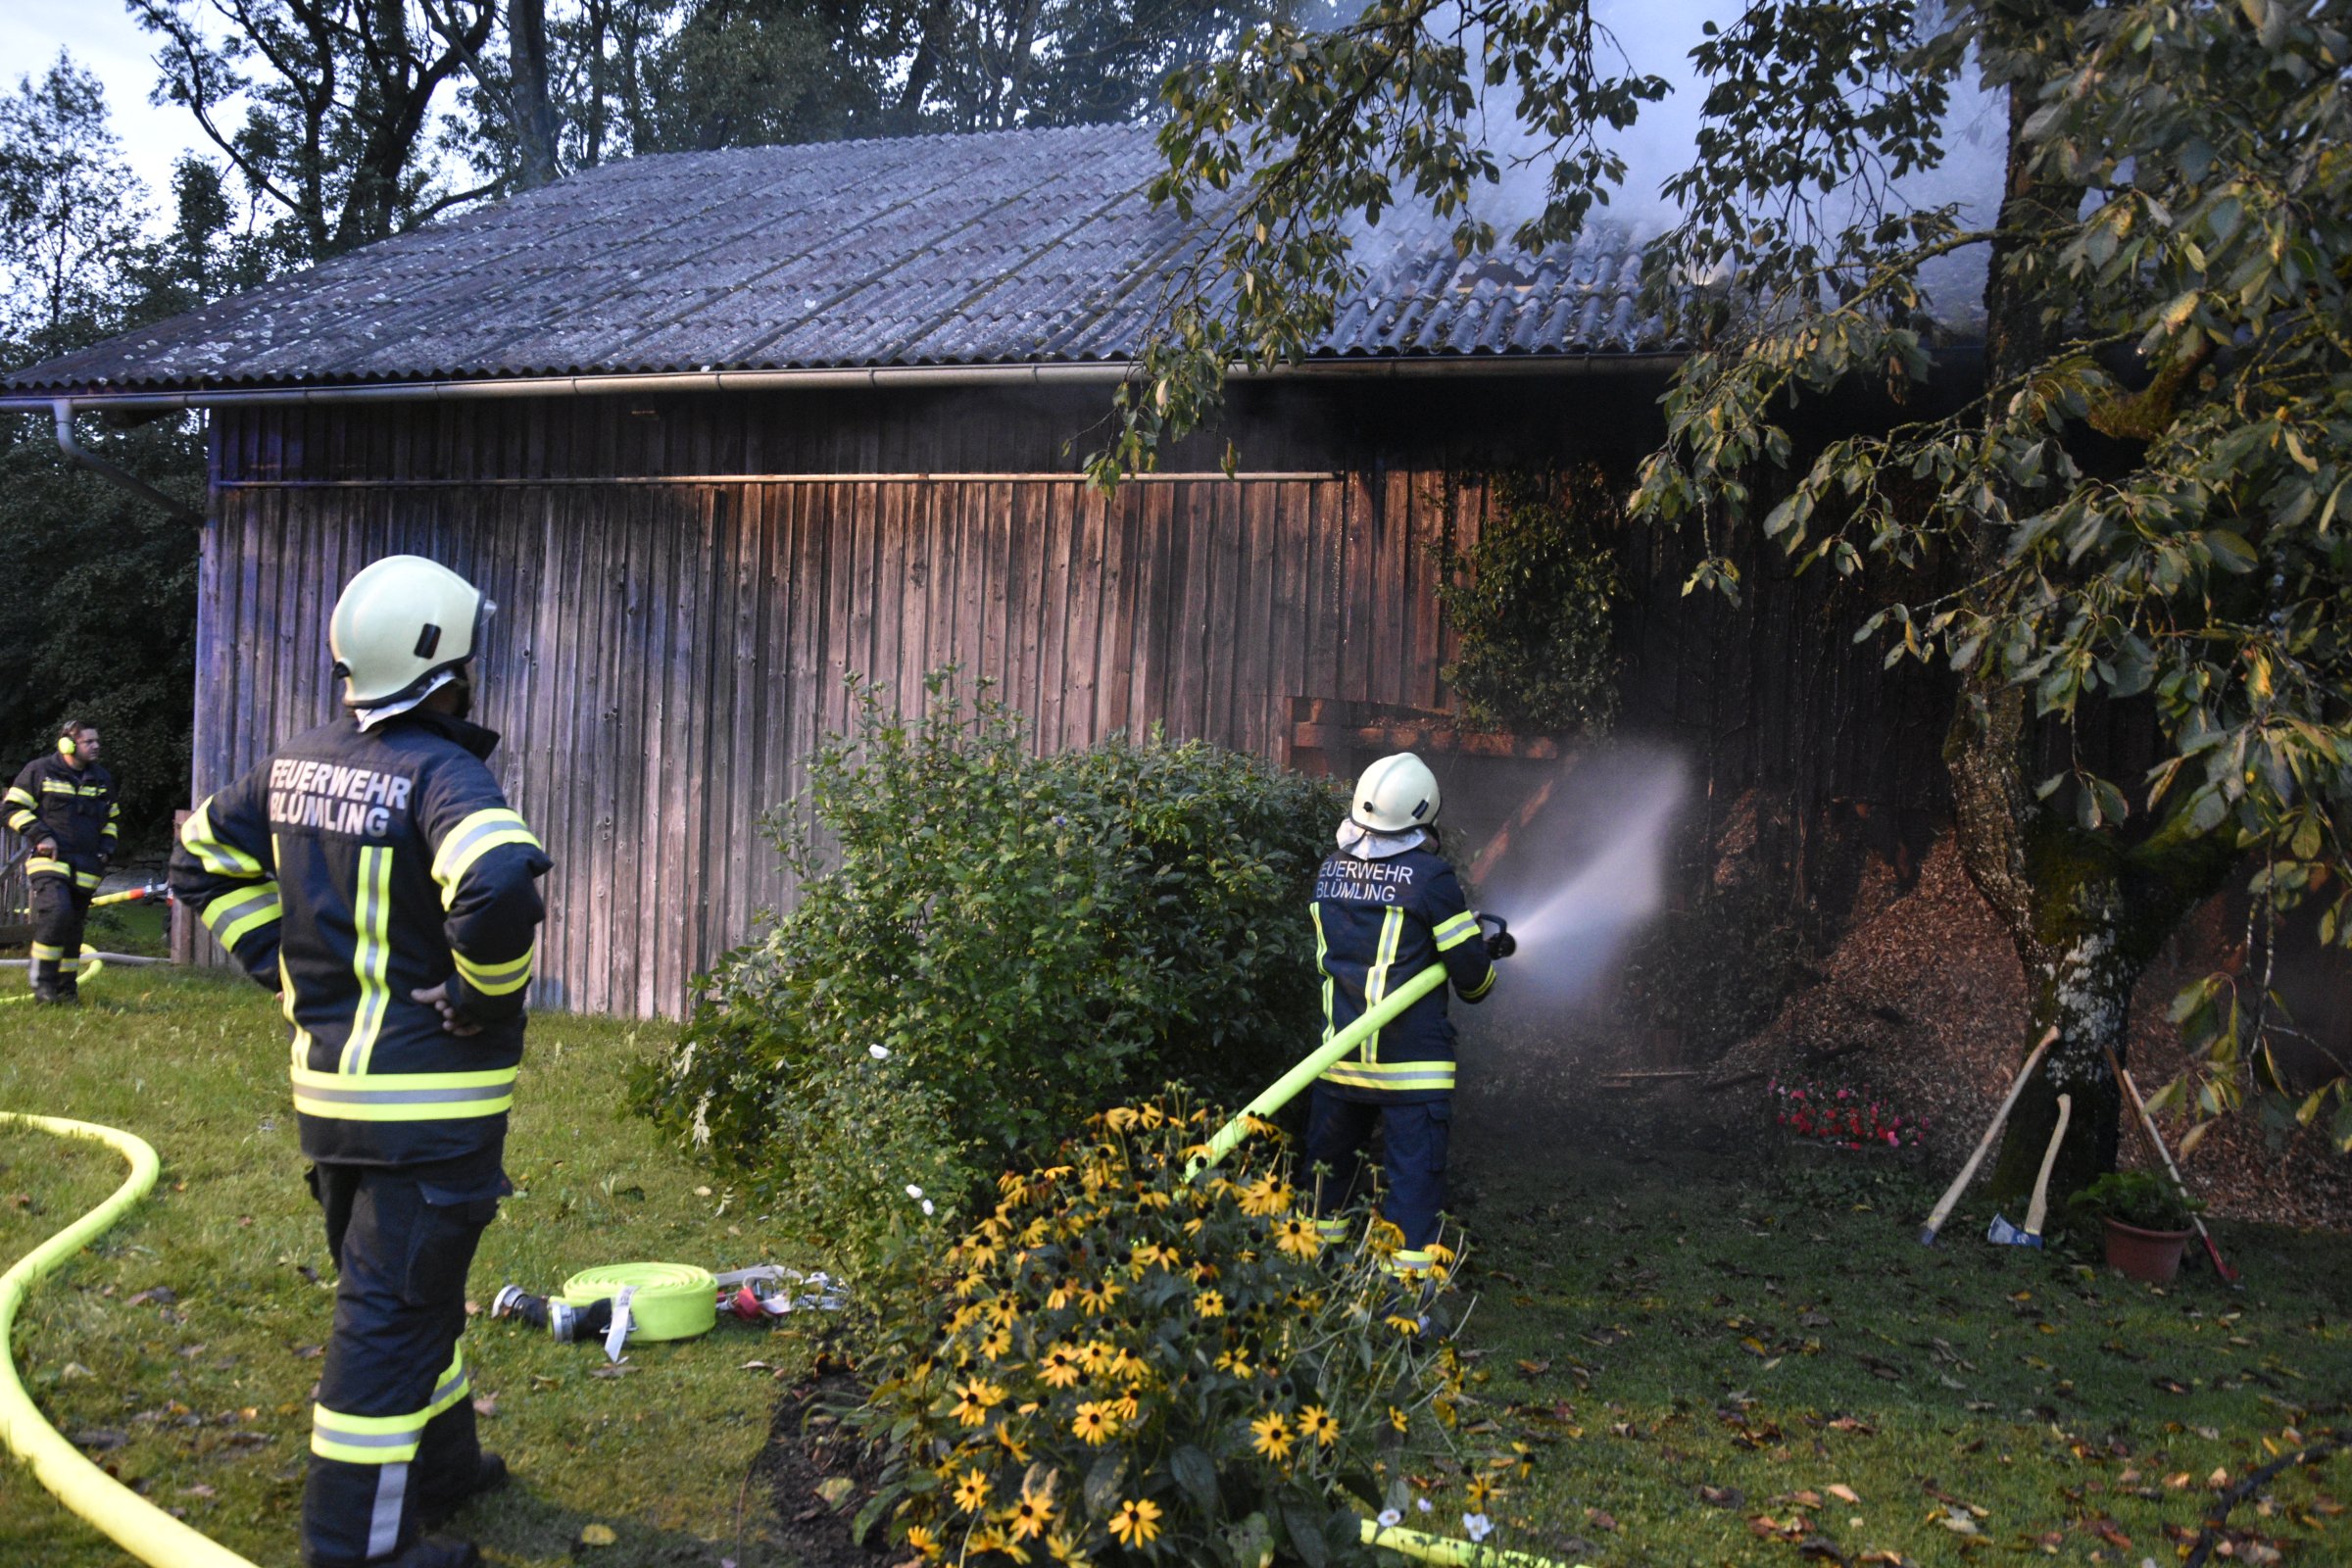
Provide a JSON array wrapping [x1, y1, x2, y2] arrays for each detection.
[[412, 982, 484, 1037]]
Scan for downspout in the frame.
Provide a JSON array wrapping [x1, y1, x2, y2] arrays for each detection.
[[50, 399, 203, 523]]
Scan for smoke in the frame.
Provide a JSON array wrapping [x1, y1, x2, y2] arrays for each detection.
[[1470, 746, 1690, 1009], [1433, 0, 2013, 324]]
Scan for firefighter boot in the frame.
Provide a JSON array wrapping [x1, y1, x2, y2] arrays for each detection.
[[383, 1537, 481, 1568], [418, 1451, 508, 1530]]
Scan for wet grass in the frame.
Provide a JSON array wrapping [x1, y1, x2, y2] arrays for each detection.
[[0, 967, 814, 1568], [1455, 1141, 2352, 1566]]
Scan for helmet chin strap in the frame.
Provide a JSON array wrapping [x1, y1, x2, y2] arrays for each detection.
[[353, 668, 461, 731]]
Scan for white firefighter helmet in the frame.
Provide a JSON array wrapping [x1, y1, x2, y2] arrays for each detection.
[[328, 556, 489, 708], [1351, 752, 1441, 833]]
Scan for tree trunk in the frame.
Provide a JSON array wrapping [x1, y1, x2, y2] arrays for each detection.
[[510, 0, 563, 188]]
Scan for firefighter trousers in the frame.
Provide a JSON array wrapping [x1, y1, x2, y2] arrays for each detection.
[[26, 874, 93, 995], [303, 1161, 501, 1565], [1304, 1088, 1451, 1268]]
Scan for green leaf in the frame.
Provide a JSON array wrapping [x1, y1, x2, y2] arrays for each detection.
[[1283, 1503, 1331, 1568], [2204, 530, 2258, 573], [1171, 1445, 1220, 1517]]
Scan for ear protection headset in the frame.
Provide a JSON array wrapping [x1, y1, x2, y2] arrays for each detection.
[[56, 719, 85, 758]]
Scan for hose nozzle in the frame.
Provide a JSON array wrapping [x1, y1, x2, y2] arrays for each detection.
[[1478, 911, 1516, 959], [490, 1283, 609, 1343]]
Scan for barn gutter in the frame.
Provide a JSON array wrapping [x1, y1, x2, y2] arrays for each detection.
[[0, 353, 1686, 416], [47, 399, 204, 523]]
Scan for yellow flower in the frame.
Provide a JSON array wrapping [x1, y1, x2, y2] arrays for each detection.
[[1046, 1530, 1094, 1567], [1465, 1476, 1495, 1510], [955, 1270, 987, 1298], [1298, 1405, 1340, 1447], [1077, 1340, 1113, 1374], [1129, 1242, 1174, 1272], [1076, 1279, 1124, 1313], [1045, 1279, 1075, 1310], [1238, 1178, 1293, 1217], [1250, 1411, 1296, 1462], [1384, 1313, 1423, 1337], [906, 1523, 943, 1558], [1196, 1290, 1226, 1319], [1274, 1217, 1322, 1259], [947, 1303, 985, 1334], [1215, 1348, 1251, 1375], [1110, 1392, 1141, 1422], [954, 1469, 992, 1513], [1135, 1189, 1173, 1210], [979, 1327, 1013, 1360], [986, 1295, 1022, 1328], [1140, 1103, 1165, 1128], [1039, 1344, 1082, 1389], [1108, 1347, 1149, 1384], [1107, 1498, 1162, 1546], [951, 1378, 1007, 1426], [1102, 1106, 1142, 1132], [963, 1242, 1002, 1270], [1008, 1488, 1055, 1541], [1070, 1402, 1118, 1446], [1389, 1404, 1409, 1434]]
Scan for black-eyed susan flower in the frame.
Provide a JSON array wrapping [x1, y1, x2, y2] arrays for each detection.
[[906, 1523, 942, 1558], [1389, 1404, 1410, 1434], [951, 1377, 1006, 1425], [1077, 1339, 1113, 1374], [1273, 1216, 1321, 1258], [1250, 1411, 1296, 1461], [1076, 1279, 1124, 1312], [1298, 1404, 1340, 1447], [1046, 1530, 1093, 1567], [979, 1326, 1013, 1360], [1195, 1289, 1226, 1319], [1464, 1475, 1495, 1510], [1044, 1278, 1075, 1310], [1008, 1487, 1055, 1541], [1107, 1497, 1162, 1545], [1038, 1343, 1082, 1389], [953, 1468, 992, 1513], [1384, 1313, 1423, 1337], [1070, 1401, 1118, 1446]]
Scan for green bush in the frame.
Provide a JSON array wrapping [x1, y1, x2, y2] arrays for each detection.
[[845, 1096, 1527, 1567], [1434, 466, 1625, 734], [631, 672, 1343, 1263]]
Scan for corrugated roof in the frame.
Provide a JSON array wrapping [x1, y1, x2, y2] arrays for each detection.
[[5, 122, 1666, 395]]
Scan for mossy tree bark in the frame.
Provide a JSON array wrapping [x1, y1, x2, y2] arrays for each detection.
[[1942, 77, 2234, 1212]]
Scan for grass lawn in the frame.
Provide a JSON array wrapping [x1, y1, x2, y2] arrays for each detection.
[[1451, 1138, 2352, 1566], [1, 967, 815, 1567], [6, 970, 2352, 1568]]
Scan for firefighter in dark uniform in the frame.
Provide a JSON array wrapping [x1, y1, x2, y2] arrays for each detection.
[[171, 556, 550, 1568], [7, 718, 120, 1003], [1306, 752, 1507, 1280]]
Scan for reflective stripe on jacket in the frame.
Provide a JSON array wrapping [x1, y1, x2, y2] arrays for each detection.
[[169, 710, 551, 1168], [1309, 839, 1494, 1103], [7, 755, 118, 885]]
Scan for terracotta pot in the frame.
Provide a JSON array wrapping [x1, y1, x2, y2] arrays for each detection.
[[2103, 1217, 2190, 1283]]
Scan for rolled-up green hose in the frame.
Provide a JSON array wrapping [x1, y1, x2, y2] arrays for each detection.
[[1186, 962, 1449, 1181], [1361, 1516, 1578, 1567], [0, 1112, 259, 1567], [557, 1261, 717, 1342]]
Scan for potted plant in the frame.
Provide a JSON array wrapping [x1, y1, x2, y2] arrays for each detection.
[[2067, 1171, 2200, 1283]]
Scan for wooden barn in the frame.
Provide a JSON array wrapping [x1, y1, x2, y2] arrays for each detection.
[[2, 124, 1948, 1018]]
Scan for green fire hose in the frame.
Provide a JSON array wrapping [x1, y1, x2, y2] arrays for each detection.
[[1185, 961, 1449, 1181], [558, 1261, 718, 1344], [1362, 1517, 1578, 1567], [0, 1112, 260, 1567]]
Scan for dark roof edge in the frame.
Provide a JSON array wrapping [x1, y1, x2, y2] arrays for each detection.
[[0, 352, 1689, 413]]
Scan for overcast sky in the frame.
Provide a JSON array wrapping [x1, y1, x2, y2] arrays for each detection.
[[6, 2, 225, 206]]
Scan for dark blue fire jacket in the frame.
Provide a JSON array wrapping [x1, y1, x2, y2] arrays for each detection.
[[1310, 841, 1494, 1102], [6, 751, 119, 887], [170, 710, 550, 1173]]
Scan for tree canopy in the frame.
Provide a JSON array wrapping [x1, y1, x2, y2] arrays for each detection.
[[1112, 0, 2352, 1173]]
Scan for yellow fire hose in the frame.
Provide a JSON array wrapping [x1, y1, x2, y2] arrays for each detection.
[[557, 1261, 719, 1343], [0, 947, 108, 1006], [1362, 1517, 1578, 1566], [0, 1112, 259, 1567], [1186, 961, 1449, 1181]]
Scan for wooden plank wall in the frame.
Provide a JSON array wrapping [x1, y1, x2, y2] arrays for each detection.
[[198, 392, 1489, 1017]]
